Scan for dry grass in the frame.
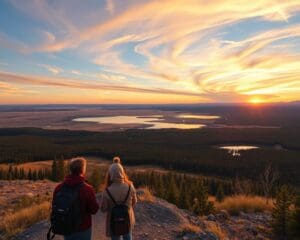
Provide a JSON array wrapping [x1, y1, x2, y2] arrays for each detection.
[[206, 222, 227, 239], [137, 187, 155, 202], [180, 223, 201, 234], [0, 201, 50, 239], [214, 195, 273, 215]]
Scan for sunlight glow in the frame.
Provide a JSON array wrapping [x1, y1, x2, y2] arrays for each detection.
[[249, 97, 265, 104]]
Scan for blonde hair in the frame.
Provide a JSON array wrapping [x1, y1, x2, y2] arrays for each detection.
[[104, 163, 132, 188], [69, 157, 86, 175]]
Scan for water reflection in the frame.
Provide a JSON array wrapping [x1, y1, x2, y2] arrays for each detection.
[[219, 145, 259, 156], [73, 115, 206, 129], [177, 114, 220, 119]]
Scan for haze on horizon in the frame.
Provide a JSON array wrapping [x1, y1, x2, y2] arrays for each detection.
[[0, 0, 300, 104]]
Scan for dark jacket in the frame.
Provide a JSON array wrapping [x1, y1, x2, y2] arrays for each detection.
[[53, 174, 99, 231]]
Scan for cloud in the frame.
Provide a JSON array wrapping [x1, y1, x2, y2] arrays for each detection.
[[39, 64, 63, 75], [3, 0, 300, 103], [0, 71, 205, 98], [105, 0, 114, 15]]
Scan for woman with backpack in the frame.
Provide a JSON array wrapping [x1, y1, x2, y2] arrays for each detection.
[[100, 159, 137, 240]]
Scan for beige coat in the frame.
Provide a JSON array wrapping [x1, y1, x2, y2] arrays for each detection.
[[100, 182, 137, 237]]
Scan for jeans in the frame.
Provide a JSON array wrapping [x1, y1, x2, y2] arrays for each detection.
[[64, 228, 92, 240], [111, 232, 132, 240]]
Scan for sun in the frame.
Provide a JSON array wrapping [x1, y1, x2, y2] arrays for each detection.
[[249, 97, 264, 104]]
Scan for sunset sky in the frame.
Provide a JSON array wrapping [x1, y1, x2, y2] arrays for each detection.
[[0, 0, 300, 104]]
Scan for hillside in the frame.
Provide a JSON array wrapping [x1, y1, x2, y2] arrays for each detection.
[[8, 184, 272, 240]]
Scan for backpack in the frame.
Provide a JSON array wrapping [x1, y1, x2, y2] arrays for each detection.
[[106, 185, 131, 236], [47, 182, 84, 239]]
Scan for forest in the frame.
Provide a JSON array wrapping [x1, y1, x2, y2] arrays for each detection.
[[0, 126, 299, 188]]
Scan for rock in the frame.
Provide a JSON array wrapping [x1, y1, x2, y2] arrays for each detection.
[[215, 210, 229, 221], [207, 214, 216, 221], [246, 225, 258, 236]]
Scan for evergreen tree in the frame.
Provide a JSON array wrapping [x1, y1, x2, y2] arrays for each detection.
[[51, 159, 58, 181], [289, 195, 300, 239], [7, 165, 13, 180], [13, 167, 19, 179], [192, 181, 214, 216], [32, 170, 37, 181], [272, 185, 293, 240], [155, 174, 165, 199], [178, 182, 190, 209], [38, 169, 44, 180], [57, 157, 66, 181], [27, 169, 32, 180], [216, 184, 225, 202], [19, 168, 25, 179], [166, 174, 179, 204]]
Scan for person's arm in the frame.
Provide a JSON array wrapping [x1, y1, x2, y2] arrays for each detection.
[[131, 184, 137, 207], [100, 192, 109, 212], [85, 185, 99, 215]]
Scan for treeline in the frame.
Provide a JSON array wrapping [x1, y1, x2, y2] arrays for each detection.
[[0, 165, 51, 180], [0, 157, 68, 182], [0, 128, 299, 187]]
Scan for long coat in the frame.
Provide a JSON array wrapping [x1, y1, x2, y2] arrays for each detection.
[[100, 182, 137, 237]]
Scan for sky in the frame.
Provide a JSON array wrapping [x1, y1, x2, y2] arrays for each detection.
[[0, 0, 300, 104]]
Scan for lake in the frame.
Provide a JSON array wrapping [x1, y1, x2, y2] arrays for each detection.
[[72, 114, 218, 129], [219, 145, 259, 156]]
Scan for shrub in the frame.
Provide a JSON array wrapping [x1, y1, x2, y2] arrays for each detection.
[[206, 222, 227, 239], [0, 201, 50, 239], [137, 187, 154, 202], [215, 195, 273, 215]]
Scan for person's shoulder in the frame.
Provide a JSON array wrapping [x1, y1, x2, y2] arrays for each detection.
[[80, 181, 95, 194], [83, 181, 94, 190], [54, 182, 64, 194]]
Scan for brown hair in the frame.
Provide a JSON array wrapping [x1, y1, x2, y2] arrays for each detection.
[[69, 157, 86, 175]]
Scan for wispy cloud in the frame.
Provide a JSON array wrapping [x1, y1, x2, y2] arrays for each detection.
[[39, 64, 63, 75], [0, 71, 205, 98], [2, 0, 300, 103], [105, 0, 115, 15]]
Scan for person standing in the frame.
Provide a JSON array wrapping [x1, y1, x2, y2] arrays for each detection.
[[101, 160, 137, 240], [49, 157, 99, 240]]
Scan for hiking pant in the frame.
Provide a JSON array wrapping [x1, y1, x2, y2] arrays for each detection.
[[64, 228, 92, 240], [111, 232, 132, 240]]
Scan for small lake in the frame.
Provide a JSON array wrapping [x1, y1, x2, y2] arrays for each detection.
[[219, 145, 259, 156], [73, 115, 210, 129], [176, 114, 220, 120]]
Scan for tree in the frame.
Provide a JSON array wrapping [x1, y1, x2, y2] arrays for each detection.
[[272, 185, 293, 240], [260, 164, 278, 204], [192, 181, 214, 216], [51, 159, 58, 181], [289, 195, 300, 239], [32, 170, 37, 181], [166, 174, 179, 204], [216, 184, 225, 202], [27, 169, 32, 180], [19, 168, 25, 179], [57, 159, 65, 181], [0, 168, 3, 179], [7, 165, 13, 180]]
